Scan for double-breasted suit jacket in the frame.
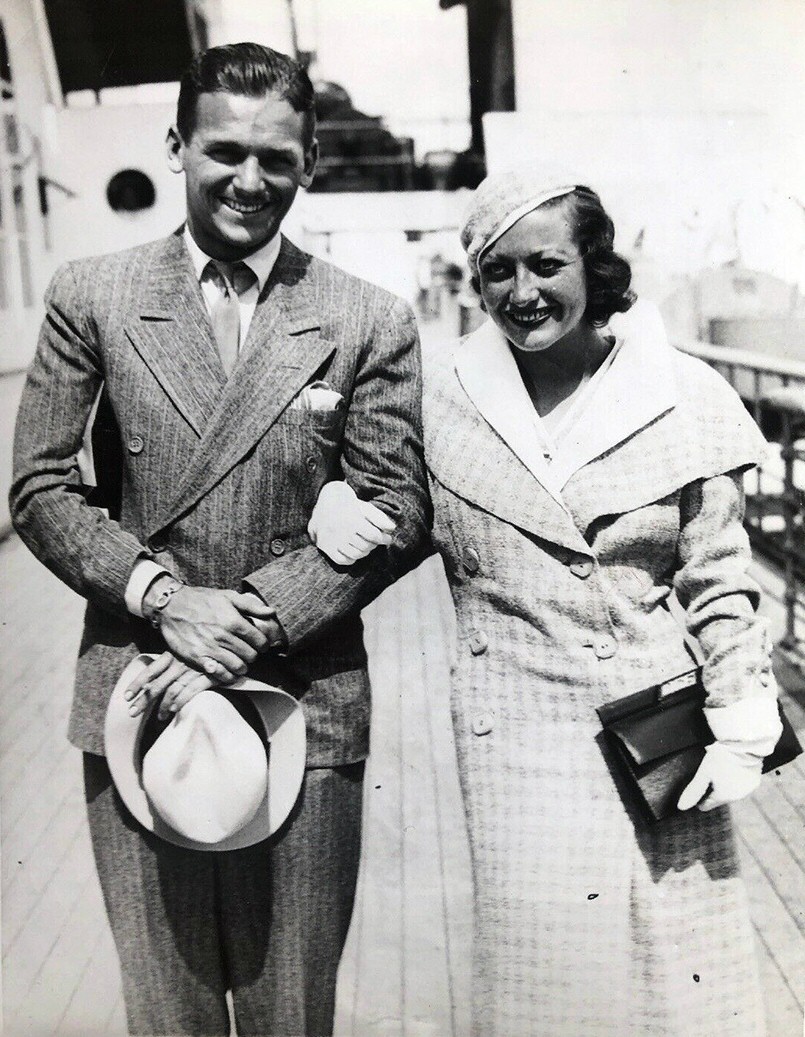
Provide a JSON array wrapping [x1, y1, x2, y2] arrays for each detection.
[[422, 302, 773, 1036], [11, 230, 430, 764]]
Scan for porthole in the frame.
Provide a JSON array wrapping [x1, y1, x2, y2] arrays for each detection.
[[106, 169, 156, 213]]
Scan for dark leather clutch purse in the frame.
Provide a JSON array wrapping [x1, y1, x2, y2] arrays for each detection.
[[597, 669, 802, 823]]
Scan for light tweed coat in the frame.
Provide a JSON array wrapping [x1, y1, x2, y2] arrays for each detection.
[[422, 303, 774, 1037], [11, 230, 429, 762]]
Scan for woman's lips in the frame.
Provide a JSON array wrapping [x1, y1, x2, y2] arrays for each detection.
[[503, 303, 557, 328]]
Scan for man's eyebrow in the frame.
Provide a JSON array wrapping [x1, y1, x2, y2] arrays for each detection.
[[203, 138, 298, 159]]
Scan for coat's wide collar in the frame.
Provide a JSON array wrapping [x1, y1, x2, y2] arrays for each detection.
[[126, 233, 333, 535], [430, 300, 766, 549], [455, 318, 561, 504], [455, 300, 677, 497]]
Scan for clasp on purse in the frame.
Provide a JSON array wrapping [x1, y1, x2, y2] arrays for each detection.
[[657, 669, 699, 699]]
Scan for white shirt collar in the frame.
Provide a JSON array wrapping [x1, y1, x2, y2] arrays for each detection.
[[183, 226, 282, 293]]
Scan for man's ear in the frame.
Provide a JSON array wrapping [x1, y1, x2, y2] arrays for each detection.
[[166, 126, 185, 174], [300, 138, 318, 189]]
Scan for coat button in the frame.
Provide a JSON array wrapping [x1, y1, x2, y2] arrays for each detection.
[[305, 454, 318, 472], [568, 555, 593, 579], [270, 538, 286, 557], [462, 547, 480, 574], [594, 637, 616, 660], [127, 435, 145, 455], [469, 631, 488, 655], [471, 713, 493, 736], [149, 538, 167, 553]]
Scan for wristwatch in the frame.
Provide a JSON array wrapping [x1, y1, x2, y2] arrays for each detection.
[[149, 579, 183, 629]]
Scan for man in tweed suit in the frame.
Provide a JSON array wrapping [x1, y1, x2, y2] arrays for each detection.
[[10, 43, 429, 1037]]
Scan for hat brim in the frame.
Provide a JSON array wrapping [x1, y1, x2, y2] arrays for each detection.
[[475, 184, 577, 268], [104, 655, 306, 851]]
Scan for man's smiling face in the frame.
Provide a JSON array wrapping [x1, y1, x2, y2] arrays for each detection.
[[168, 89, 317, 260]]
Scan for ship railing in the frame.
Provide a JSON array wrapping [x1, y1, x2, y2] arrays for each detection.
[[676, 339, 805, 678]]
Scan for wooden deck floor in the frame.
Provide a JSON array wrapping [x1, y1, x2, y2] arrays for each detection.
[[1, 535, 803, 1036]]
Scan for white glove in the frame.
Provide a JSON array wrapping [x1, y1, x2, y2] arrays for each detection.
[[677, 693, 783, 812], [677, 742, 763, 812], [308, 481, 396, 565]]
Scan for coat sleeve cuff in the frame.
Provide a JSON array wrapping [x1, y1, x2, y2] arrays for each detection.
[[704, 695, 783, 757], [124, 559, 171, 617]]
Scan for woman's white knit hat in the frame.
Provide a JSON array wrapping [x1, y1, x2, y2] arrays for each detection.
[[460, 165, 581, 272]]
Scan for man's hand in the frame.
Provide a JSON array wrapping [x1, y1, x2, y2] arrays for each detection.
[[125, 651, 213, 721], [144, 578, 276, 682], [308, 481, 396, 565]]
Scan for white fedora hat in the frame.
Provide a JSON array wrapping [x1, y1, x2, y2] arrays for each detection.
[[104, 654, 306, 851]]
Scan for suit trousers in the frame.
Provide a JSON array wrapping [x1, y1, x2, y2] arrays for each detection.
[[84, 753, 364, 1037]]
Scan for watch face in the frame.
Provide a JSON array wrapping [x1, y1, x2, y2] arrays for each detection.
[[150, 582, 180, 628]]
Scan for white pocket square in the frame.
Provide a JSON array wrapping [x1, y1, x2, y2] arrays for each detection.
[[290, 380, 345, 412]]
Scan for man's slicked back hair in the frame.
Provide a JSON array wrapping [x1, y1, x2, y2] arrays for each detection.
[[176, 42, 316, 147]]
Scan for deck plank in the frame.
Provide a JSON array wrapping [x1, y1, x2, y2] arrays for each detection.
[[2, 536, 804, 1036], [734, 794, 805, 941], [738, 837, 805, 1035], [335, 582, 406, 1037]]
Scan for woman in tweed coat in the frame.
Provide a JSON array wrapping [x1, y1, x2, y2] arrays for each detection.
[[293, 174, 780, 1035]]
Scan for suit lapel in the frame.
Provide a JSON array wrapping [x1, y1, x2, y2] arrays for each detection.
[[151, 238, 334, 533], [126, 231, 226, 437]]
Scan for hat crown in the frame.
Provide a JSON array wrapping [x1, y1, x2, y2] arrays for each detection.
[[105, 654, 306, 851], [142, 690, 268, 844], [460, 164, 582, 271]]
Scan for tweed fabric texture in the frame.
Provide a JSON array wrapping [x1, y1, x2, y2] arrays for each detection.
[[422, 328, 770, 1037], [11, 231, 430, 761], [85, 753, 364, 1036]]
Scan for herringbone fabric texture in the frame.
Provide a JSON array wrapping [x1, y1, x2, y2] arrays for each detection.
[[422, 328, 770, 1037], [11, 231, 430, 762], [11, 229, 429, 1035], [85, 754, 364, 1036]]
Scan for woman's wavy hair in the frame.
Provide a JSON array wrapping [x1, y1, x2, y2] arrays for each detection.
[[473, 185, 635, 326]]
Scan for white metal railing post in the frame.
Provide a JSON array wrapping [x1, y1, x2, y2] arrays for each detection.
[[762, 387, 805, 676]]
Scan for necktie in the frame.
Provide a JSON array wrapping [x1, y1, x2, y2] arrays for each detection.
[[206, 261, 257, 376]]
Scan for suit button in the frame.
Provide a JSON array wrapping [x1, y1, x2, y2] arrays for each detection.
[[568, 555, 593, 579], [594, 637, 616, 660], [270, 538, 286, 557], [471, 713, 493, 736], [150, 538, 167, 553], [469, 631, 488, 655], [462, 547, 480, 574], [305, 454, 318, 472], [128, 435, 145, 455]]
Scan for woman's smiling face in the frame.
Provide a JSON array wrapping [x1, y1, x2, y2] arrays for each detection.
[[478, 203, 588, 353]]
